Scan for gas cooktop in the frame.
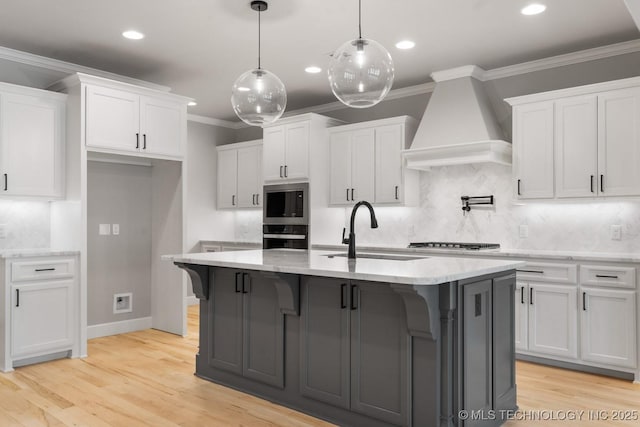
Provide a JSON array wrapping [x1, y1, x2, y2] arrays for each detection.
[[408, 242, 501, 251]]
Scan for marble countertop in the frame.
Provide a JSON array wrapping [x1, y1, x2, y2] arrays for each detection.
[[165, 249, 524, 285], [0, 249, 80, 259], [312, 244, 640, 264]]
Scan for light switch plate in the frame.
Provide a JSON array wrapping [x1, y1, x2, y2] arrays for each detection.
[[611, 225, 622, 241], [99, 224, 111, 235], [112, 224, 120, 235]]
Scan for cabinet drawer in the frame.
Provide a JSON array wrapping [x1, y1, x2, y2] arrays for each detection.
[[516, 263, 577, 284], [580, 265, 636, 289], [11, 258, 76, 282]]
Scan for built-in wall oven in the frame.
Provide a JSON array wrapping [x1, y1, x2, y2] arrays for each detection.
[[263, 183, 309, 249]]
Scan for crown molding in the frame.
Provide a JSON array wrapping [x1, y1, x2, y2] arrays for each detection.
[[187, 114, 245, 129], [431, 66, 486, 82], [0, 45, 171, 92], [484, 39, 640, 81]]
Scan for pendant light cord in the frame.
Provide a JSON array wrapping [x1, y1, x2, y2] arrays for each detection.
[[358, 0, 362, 39], [258, 7, 262, 69]]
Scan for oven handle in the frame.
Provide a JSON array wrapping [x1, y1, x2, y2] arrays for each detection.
[[263, 234, 307, 240]]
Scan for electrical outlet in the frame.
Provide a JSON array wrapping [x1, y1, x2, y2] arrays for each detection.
[[519, 225, 529, 238], [99, 224, 111, 235], [611, 225, 622, 241], [112, 224, 120, 235]]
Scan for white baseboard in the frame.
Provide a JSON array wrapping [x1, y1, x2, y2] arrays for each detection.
[[185, 295, 199, 306], [87, 317, 153, 339]]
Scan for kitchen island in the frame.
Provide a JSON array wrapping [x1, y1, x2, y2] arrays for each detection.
[[168, 249, 525, 427]]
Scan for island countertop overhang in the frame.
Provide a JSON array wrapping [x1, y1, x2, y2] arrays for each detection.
[[164, 249, 525, 285]]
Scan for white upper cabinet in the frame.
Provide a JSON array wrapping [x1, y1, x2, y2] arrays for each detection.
[[597, 87, 640, 197], [507, 77, 640, 200], [329, 129, 375, 204], [512, 101, 554, 199], [328, 116, 418, 206], [84, 80, 187, 159], [555, 95, 598, 198], [0, 84, 66, 199], [217, 140, 262, 209], [262, 114, 343, 184]]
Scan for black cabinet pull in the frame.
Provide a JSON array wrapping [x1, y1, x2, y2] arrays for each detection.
[[279, 166, 283, 178], [143, 134, 147, 149], [346, 188, 350, 201], [235, 272, 242, 293], [520, 287, 525, 304], [582, 292, 587, 311], [590, 175, 594, 193], [35, 268, 55, 272], [136, 133, 140, 149], [3, 173, 7, 191], [16, 289, 19, 307], [232, 195, 235, 206], [284, 165, 288, 177], [252, 194, 256, 205], [255, 194, 259, 205], [340, 284, 347, 309], [350, 284, 358, 310], [351, 188, 355, 201], [516, 269, 544, 274], [596, 274, 619, 279], [517, 179, 521, 196], [395, 185, 399, 200], [242, 273, 250, 294], [600, 174, 604, 193], [529, 287, 533, 305]]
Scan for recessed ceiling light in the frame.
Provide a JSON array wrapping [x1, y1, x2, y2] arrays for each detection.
[[237, 87, 250, 92], [187, 101, 197, 107], [521, 3, 546, 15], [122, 30, 145, 40], [305, 66, 322, 74], [395, 40, 415, 50]]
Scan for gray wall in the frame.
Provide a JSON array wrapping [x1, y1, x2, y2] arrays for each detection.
[[87, 161, 152, 326]]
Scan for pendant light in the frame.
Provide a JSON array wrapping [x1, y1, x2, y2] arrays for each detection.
[[327, 0, 394, 108], [231, 0, 287, 126]]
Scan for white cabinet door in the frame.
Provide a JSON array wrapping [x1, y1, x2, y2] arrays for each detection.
[[0, 92, 64, 198], [513, 102, 555, 199], [514, 283, 528, 352], [217, 149, 238, 209], [237, 145, 262, 208], [598, 87, 640, 197], [85, 85, 140, 152], [263, 127, 286, 181], [528, 284, 577, 358], [350, 129, 375, 203], [283, 122, 310, 180], [140, 96, 183, 157], [555, 96, 598, 198], [329, 132, 352, 204], [375, 124, 403, 204], [11, 281, 74, 358], [581, 288, 637, 368]]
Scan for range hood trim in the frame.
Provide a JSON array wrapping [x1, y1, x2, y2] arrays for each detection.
[[402, 140, 512, 171]]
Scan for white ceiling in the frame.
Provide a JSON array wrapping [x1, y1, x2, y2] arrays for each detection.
[[0, 0, 637, 122]]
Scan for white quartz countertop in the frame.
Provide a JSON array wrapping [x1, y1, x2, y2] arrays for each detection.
[[165, 249, 524, 285], [0, 249, 80, 259]]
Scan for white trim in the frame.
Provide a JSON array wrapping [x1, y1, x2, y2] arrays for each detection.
[[384, 82, 437, 100], [0, 46, 171, 92], [484, 39, 640, 81], [87, 317, 153, 339], [188, 114, 244, 129], [624, 1, 640, 31], [185, 295, 199, 306], [431, 66, 486, 82], [216, 139, 262, 151]]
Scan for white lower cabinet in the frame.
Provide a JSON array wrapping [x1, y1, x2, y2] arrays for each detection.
[[1, 255, 79, 372], [581, 288, 637, 369]]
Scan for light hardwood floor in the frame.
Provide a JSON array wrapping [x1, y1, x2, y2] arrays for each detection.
[[0, 305, 638, 426]]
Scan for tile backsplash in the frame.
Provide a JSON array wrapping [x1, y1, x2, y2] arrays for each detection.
[[0, 200, 50, 250]]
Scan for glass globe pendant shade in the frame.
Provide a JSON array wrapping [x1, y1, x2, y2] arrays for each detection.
[[327, 38, 394, 108], [231, 68, 287, 127]]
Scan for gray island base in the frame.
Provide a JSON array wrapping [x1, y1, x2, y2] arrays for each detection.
[[168, 249, 525, 427]]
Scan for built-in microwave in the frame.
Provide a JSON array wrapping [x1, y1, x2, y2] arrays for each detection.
[[263, 183, 309, 225]]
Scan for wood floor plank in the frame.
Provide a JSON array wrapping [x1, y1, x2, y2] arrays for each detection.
[[0, 305, 638, 426]]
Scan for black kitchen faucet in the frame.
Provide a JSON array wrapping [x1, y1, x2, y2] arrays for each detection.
[[342, 201, 378, 259]]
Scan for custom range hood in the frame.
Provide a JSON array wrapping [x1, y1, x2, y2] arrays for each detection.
[[403, 65, 511, 170]]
